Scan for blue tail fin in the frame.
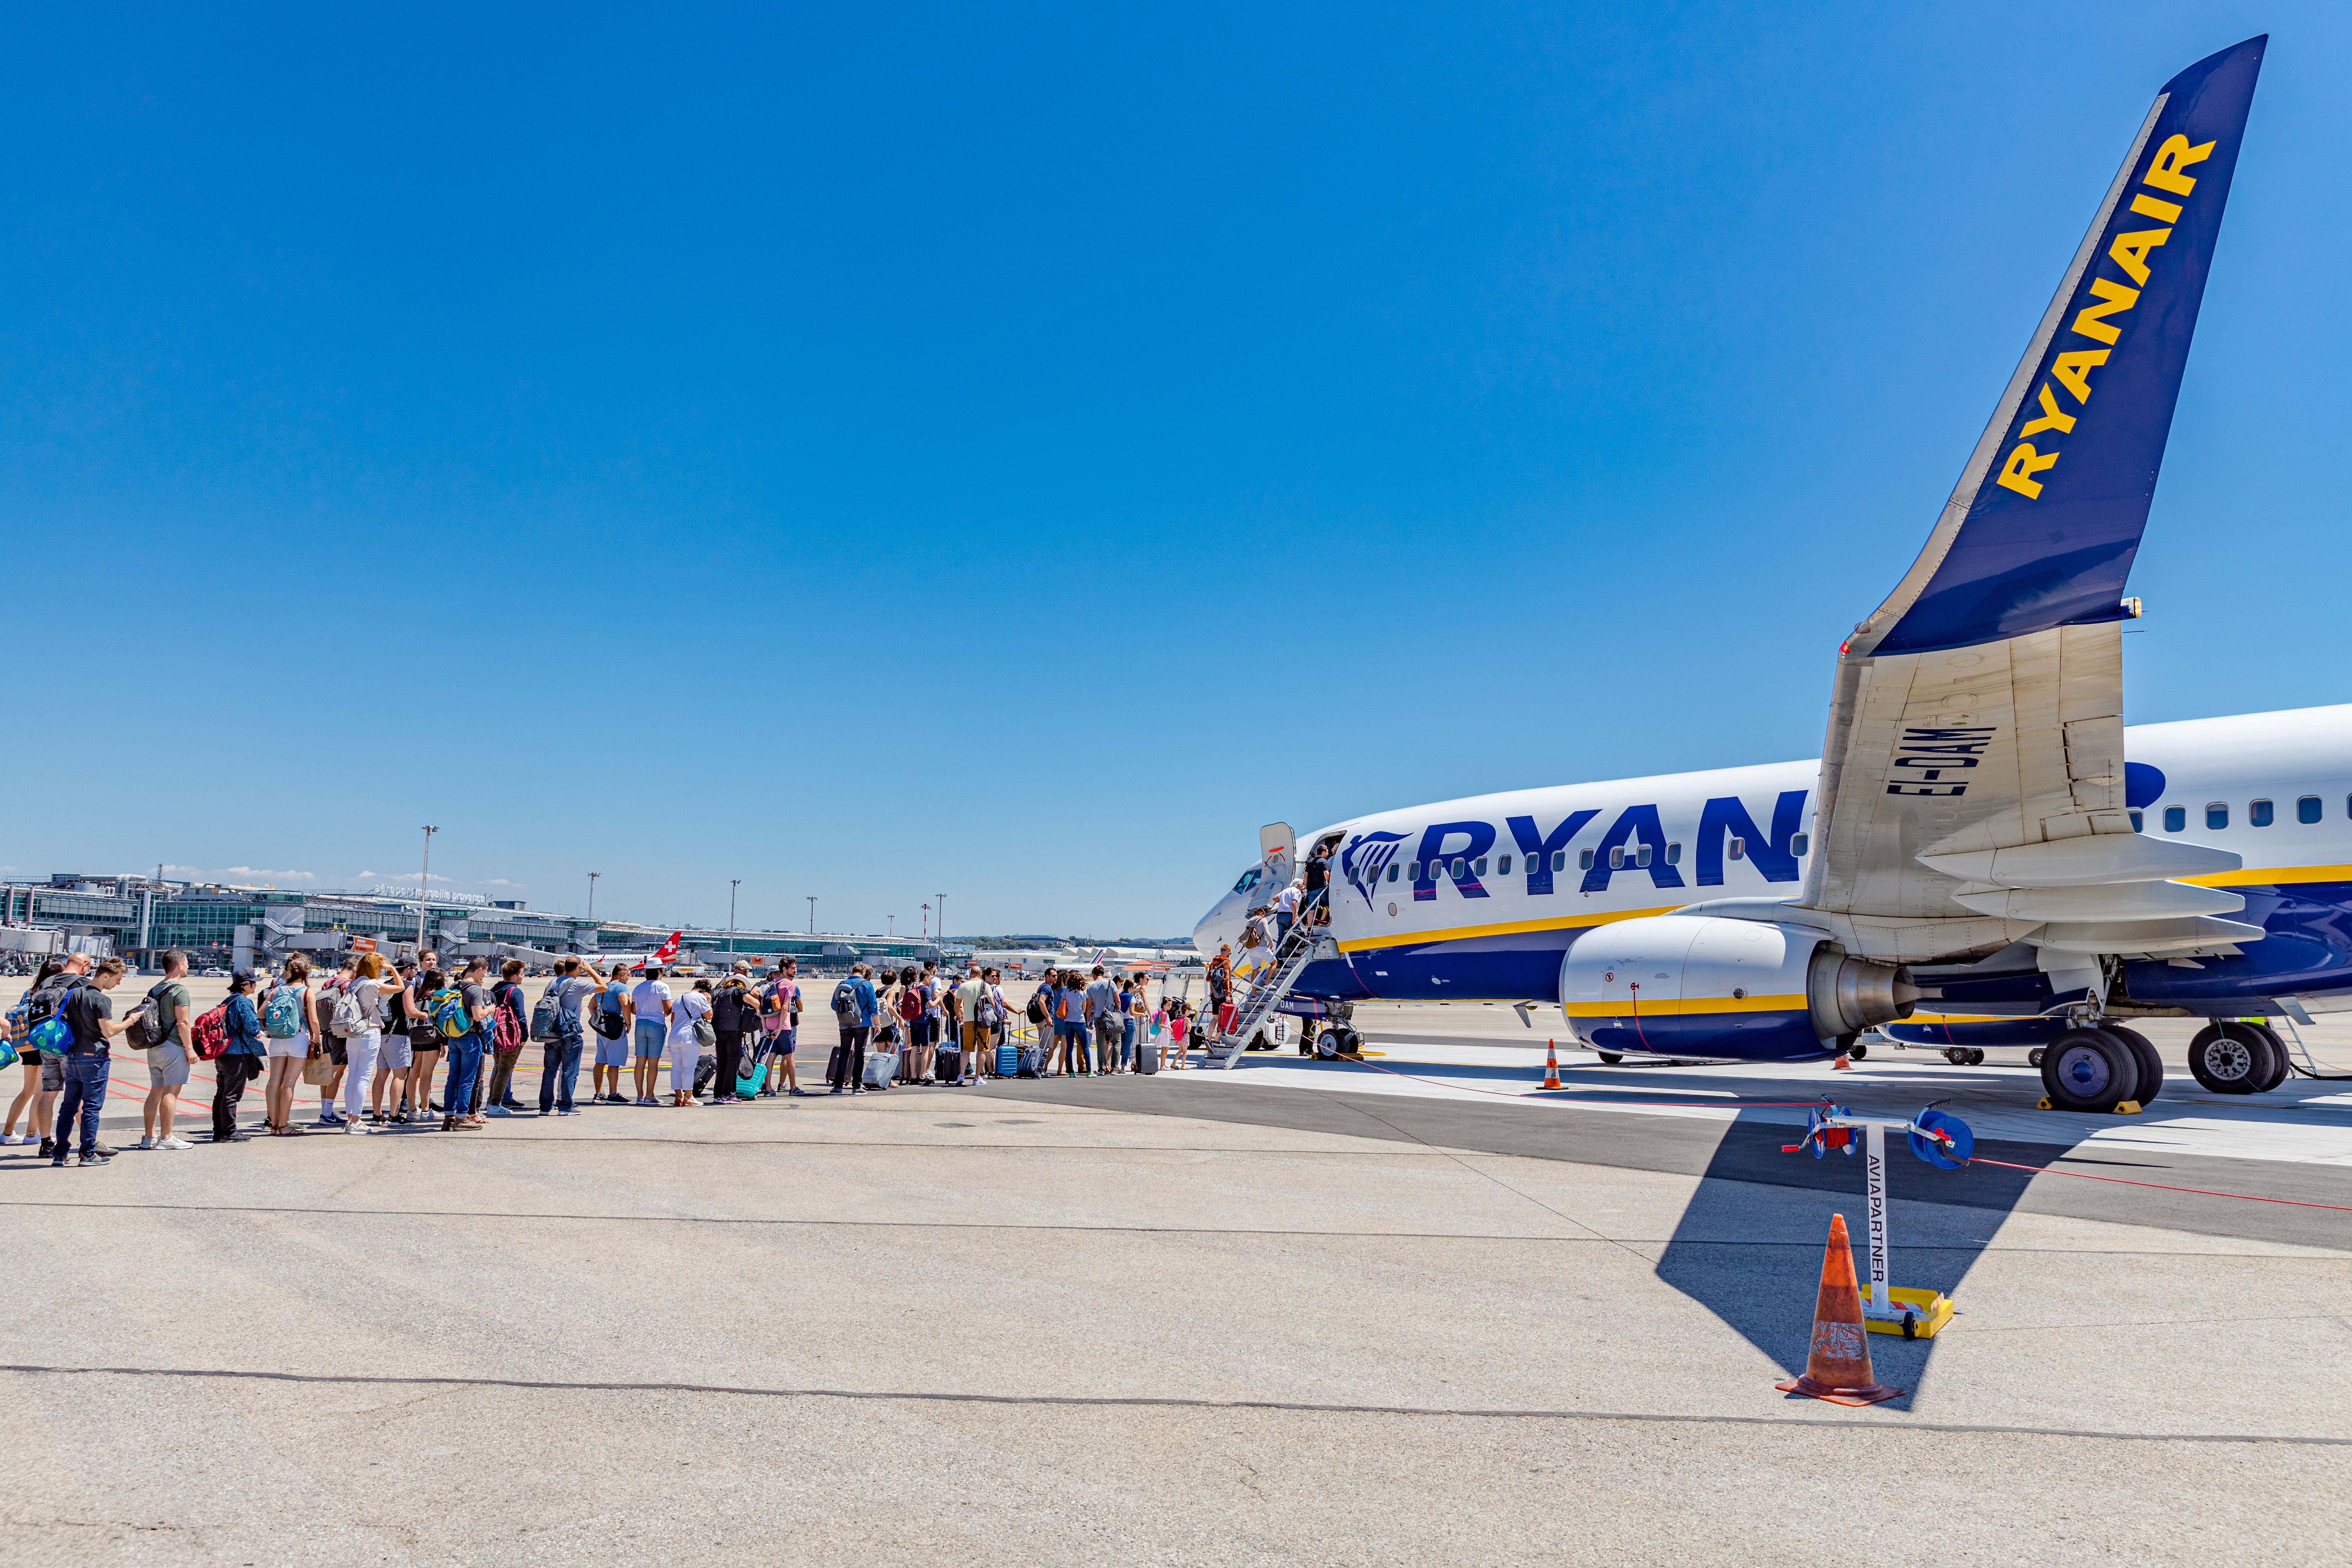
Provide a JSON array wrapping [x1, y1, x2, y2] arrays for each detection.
[[1858, 37, 2266, 659]]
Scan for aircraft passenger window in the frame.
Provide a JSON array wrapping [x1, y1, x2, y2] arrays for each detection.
[[1791, 833, 1810, 856], [2164, 806, 2185, 833], [1579, 849, 1594, 871], [1387, 863, 1400, 882], [1728, 837, 1745, 861], [1665, 842, 1682, 865], [1407, 861, 1422, 881], [2129, 811, 2143, 832], [2251, 799, 2274, 828], [1473, 857, 1488, 876], [2300, 796, 2323, 825], [1498, 855, 1511, 874], [1552, 851, 1568, 872], [1608, 846, 1625, 870], [2206, 803, 2228, 830], [1634, 844, 1652, 868], [1450, 858, 1467, 880]]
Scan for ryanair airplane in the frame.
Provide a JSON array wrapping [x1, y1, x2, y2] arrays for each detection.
[[1193, 39, 2318, 1113]]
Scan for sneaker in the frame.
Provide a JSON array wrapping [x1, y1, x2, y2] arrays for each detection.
[[93, 1143, 119, 1157], [136, 1135, 157, 1151], [484, 1105, 512, 1118], [318, 1110, 345, 1126], [0, 1132, 24, 1145], [557, 1108, 580, 1116], [75, 1153, 111, 1167], [829, 1087, 843, 1096], [343, 1123, 373, 1135], [212, 1131, 253, 1143], [789, 1087, 809, 1096]]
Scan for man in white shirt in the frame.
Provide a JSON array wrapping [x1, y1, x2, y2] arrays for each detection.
[[1274, 881, 1303, 943], [629, 966, 673, 1106]]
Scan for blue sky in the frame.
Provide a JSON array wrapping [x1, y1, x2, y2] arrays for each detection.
[[5, 3, 2346, 937]]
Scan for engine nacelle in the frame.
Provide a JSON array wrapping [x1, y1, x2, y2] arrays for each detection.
[[1559, 915, 1917, 1061]]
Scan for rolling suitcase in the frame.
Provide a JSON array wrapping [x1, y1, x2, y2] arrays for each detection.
[[1136, 1038, 1160, 1075], [736, 1037, 768, 1098], [863, 1047, 899, 1089], [996, 1041, 1019, 1077], [1017, 1045, 1045, 1079], [826, 1044, 848, 1088], [935, 1046, 962, 1082]]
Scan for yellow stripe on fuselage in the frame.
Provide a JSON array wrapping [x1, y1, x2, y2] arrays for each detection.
[[1558, 993, 1807, 1018], [2182, 862, 2352, 888], [1336, 905, 1683, 954]]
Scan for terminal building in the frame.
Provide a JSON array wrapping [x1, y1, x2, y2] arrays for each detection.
[[0, 873, 943, 973]]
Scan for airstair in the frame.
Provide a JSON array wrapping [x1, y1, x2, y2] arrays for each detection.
[[1202, 891, 1327, 1069]]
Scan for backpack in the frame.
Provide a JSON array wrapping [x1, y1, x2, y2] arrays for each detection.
[[974, 988, 998, 1028], [491, 983, 525, 1051], [262, 984, 303, 1039], [831, 980, 859, 1025], [29, 981, 84, 1055], [531, 984, 563, 1043], [898, 985, 924, 1022], [191, 1002, 231, 1062], [1026, 990, 1048, 1024], [131, 982, 174, 1050], [429, 986, 472, 1040], [331, 984, 368, 1038]]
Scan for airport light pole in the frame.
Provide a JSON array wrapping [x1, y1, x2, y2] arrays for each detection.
[[587, 872, 599, 922], [936, 892, 946, 951], [807, 896, 816, 935], [730, 880, 740, 952], [417, 826, 438, 949]]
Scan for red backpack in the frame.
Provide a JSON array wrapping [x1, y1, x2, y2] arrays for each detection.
[[898, 985, 924, 1021], [191, 1003, 231, 1062], [492, 984, 526, 1052]]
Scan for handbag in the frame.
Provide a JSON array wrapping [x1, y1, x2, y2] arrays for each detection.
[[692, 1013, 717, 1050], [301, 1048, 335, 1086]]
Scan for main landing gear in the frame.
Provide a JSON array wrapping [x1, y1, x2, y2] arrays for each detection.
[[2040, 1023, 2165, 1112], [2186, 1021, 2291, 1095]]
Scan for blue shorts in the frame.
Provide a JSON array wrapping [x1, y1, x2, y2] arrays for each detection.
[[633, 1019, 667, 1059], [594, 1030, 630, 1067], [769, 1027, 796, 1058]]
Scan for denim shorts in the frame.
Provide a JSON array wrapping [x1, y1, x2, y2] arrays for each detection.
[[768, 1028, 796, 1058], [594, 1032, 631, 1068], [633, 1019, 668, 1059]]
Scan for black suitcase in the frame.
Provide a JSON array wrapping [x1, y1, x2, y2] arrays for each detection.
[[826, 1044, 847, 1088], [935, 1047, 962, 1082]]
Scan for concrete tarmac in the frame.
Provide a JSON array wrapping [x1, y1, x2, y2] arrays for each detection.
[[4, 1057, 2348, 1566]]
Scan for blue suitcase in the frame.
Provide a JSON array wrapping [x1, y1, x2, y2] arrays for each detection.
[[996, 1042, 1019, 1077]]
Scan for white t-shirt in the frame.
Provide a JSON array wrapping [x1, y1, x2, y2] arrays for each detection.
[[631, 978, 672, 1024], [351, 977, 385, 1029], [1275, 885, 1301, 914], [669, 989, 711, 1048]]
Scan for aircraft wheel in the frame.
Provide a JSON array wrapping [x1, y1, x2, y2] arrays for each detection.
[[2042, 1027, 2140, 1112], [2187, 1023, 2268, 1094], [2028, 1047, 2045, 1068], [1596, 1051, 1624, 1064], [1944, 1046, 1970, 1066], [2248, 1023, 2291, 1091], [2101, 1024, 2163, 1105], [1966, 1047, 1986, 1066], [1847, 1040, 1868, 1060]]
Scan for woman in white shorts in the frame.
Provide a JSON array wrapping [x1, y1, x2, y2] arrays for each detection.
[[263, 956, 321, 1136]]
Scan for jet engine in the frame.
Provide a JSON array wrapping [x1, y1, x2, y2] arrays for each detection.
[[1558, 915, 1917, 1061]]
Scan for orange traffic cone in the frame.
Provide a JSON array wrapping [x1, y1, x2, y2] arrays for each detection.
[[1776, 1214, 1903, 1406], [1832, 1051, 1853, 1070], [1543, 1040, 1561, 1090]]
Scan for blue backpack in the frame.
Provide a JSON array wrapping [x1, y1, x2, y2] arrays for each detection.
[[262, 984, 304, 1038], [27, 981, 82, 1056]]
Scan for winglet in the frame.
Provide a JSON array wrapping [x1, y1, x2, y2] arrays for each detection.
[[1852, 36, 2266, 659]]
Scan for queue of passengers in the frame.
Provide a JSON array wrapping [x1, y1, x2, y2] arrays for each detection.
[[2, 947, 1201, 1166]]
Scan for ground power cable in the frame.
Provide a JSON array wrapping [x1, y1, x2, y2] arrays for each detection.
[[0, 1362, 2340, 1446]]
